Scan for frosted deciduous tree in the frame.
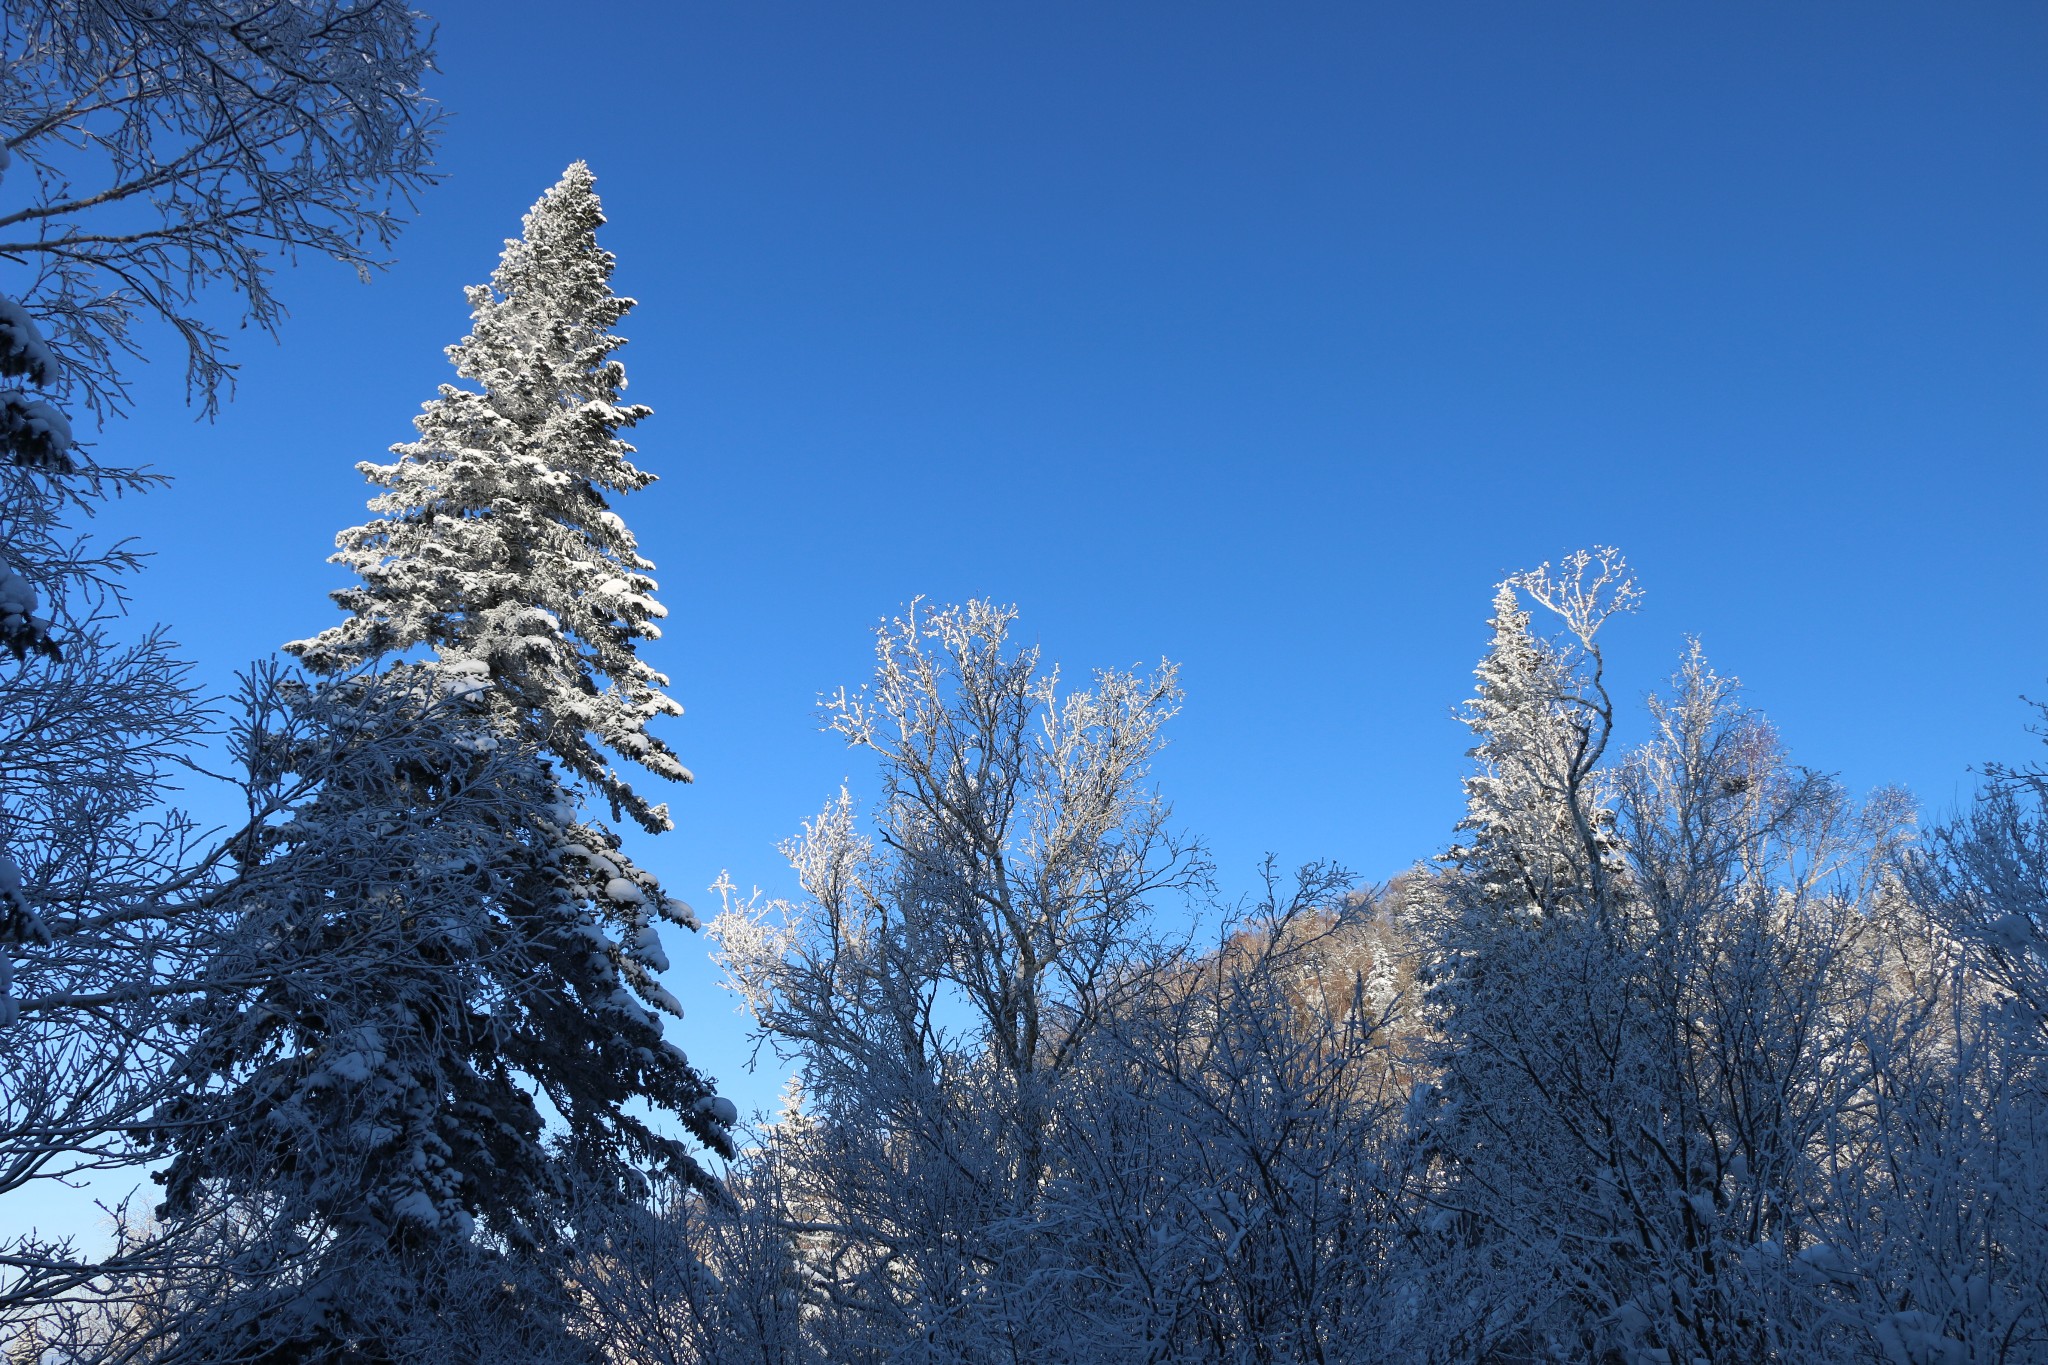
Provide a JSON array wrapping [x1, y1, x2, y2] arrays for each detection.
[[711, 599, 1208, 1362], [597, 563, 2045, 1365], [1406, 552, 1917, 1363], [565, 1158, 815, 1365], [0, 630, 211, 1344], [0, 0, 442, 645], [1032, 863, 1418, 1361], [0, 0, 440, 419], [1858, 717, 2048, 1362], [1914, 712, 2048, 1073], [1, 1, 439, 1345]]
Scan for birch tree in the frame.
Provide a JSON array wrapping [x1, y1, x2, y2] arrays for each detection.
[[711, 599, 1207, 1362]]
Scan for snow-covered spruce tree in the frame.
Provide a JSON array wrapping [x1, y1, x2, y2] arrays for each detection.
[[287, 160, 686, 836], [1025, 863, 1417, 1362], [151, 167, 731, 1361], [275, 162, 721, 1172]]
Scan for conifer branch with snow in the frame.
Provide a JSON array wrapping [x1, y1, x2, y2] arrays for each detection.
[[288, 161, 689, 836], [146, 166, 731, 1363]]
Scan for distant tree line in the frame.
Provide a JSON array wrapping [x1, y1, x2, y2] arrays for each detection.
[[0, 4, 2040, 1362]]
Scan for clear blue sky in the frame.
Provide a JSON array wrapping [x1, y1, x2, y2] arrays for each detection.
[[94, 2, 2045, 1118]]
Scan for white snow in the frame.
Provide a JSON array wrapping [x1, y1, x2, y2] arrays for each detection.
[[0, 296, 59, 387]]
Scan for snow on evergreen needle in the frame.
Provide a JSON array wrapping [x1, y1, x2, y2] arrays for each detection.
[[154, 170, 732, 1354], [289, 161, 688, 835]]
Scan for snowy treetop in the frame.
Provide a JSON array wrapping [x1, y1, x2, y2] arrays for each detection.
[[287, 164, 687, 832]]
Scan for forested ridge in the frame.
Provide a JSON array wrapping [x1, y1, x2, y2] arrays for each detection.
[[0, 4, 2042, 1362]]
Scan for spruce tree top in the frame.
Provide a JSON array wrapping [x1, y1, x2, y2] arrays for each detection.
[[289, 163, 687, 832], [1446, 563, 1630, 922]]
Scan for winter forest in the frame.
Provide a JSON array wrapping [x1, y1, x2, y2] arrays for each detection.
[[0, 3, 2043, 1363]]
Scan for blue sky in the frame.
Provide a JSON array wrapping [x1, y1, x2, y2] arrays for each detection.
[[90, 2, 2046, 1119]]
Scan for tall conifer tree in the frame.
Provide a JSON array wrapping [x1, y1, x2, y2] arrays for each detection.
[[288, 160, 688, 835], [158, 166, 730, 1361], [1446, 583, 1584, 919]]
